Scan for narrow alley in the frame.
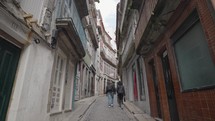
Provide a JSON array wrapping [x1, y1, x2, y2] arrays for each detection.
[[1, 0, 215, 121]]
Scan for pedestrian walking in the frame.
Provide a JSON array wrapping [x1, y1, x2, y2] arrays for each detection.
[[117, 81, 125, 108], [105, 81, 116, 107]]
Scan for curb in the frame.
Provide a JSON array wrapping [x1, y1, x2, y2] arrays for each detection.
[[78, 97, 97, 121], [64, 96, 97, 121], [123, 101, 155, 121]]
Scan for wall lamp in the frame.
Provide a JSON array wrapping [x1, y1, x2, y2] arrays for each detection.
[[34, 39, 40, 44]]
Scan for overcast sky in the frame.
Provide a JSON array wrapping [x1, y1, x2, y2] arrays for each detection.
[[95, 0, 119, 49]]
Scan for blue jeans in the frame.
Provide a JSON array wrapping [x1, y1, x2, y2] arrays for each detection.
[[107, 92, 114, 106]]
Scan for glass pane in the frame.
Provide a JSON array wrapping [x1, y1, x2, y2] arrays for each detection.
[[51, 54, 64, 112], [58, 73, 62, 86], [57, 55, 60, 69], [137, 58, 146, 101], [60, 58, 63, 71], [174, 22, 215, 91], [54, 71, 58, 84]]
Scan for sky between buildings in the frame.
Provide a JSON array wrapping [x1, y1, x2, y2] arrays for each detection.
[[95, 0, 119, 50]]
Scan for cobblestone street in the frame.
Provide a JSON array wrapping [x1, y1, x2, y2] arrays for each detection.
[[81, 96, 136, 121]]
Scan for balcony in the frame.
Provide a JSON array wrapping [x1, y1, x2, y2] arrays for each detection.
[[100, 47, 117, 67], [135, 0, 182, 55], [56, 18, 85, 58], [84, 16, 99, 48], [57, 1, 88, 50]]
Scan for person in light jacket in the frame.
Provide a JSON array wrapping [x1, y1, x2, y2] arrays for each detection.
[[106, 81, 116, 107]]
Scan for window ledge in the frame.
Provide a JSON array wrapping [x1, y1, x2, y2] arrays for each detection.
[[64, 109, 72, 113], [50, 111, 63, 116]]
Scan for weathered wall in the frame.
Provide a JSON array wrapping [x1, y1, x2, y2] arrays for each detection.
[[7, 41, 54, 121], [145, 1, 215, 121]]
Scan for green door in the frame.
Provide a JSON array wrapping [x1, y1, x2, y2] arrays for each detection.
[[0, 39, 21, 121]]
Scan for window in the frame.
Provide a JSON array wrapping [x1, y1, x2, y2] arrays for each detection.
[[172, 10, 215, 91], [87, 72, 90, 95], [132, 64, 138, 101], [85, 69, 88, 95], [68, 0, 72, 8], [137, 57, 146, 101], [55, 0, 62, 18], [50, 50, 66, 112], [100, 59, 103, 71], [64, 61, 75, 110]]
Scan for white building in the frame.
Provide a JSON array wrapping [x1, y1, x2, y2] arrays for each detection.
[[74, 0, 100, 100], [97, 10, 118, 95], [0, 0, 89, 121]]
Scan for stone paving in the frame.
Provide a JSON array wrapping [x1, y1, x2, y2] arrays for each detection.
[[80, 96, 136, 121], [63, 95, 155, 121]]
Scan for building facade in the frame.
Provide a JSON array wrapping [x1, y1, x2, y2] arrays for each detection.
[[97, 10, 118, 95], [74, 0, 99, 101], [117, 0, 215, 121], [0, 0, 55, 121], [116, 0, 151, 114], [0, 0, 94, 121]]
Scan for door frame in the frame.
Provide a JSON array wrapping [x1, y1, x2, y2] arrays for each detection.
[[160, 50, 179, 121], [148, 60, 163, 119], [0, 38, 21, 121]]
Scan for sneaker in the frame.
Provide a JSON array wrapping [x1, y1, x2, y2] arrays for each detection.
[[111, 104, 113, 107], [108, 106, 111, 108]]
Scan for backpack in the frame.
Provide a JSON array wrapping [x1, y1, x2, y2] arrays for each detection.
[[107, 85, 113, 92], [117, 85, 124, 94]]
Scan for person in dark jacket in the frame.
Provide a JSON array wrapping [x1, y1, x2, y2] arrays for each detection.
[[106, 81, 116, 107], [117, 81, 125, 108]]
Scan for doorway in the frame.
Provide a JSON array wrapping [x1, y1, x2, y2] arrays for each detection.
[[161, 50, 179, 121], [0, 39, 21, 121], [132, 64, 138, 101], [149, 60, 162, 118]]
